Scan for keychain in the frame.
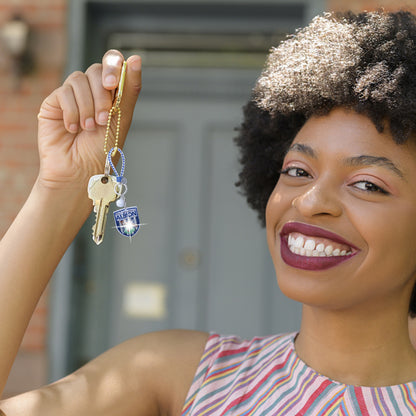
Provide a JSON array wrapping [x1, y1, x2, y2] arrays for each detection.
[[87, 61, 140, 244]]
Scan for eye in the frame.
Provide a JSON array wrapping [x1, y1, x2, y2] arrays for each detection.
[[351, 180, 389, 195], [280, 167, 311, 178]]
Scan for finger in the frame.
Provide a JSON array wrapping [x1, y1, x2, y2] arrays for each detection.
[[56, 84, 80, 133], [64, 71, 96, 131], [118, 55, 142, 144], [102, 49, 125, 90], [86, 63, 113, 126]]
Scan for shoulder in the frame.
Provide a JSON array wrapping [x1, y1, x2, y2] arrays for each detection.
[[128, 329, 210, 377], [128, 329, 210, 416], [184, 332, 295, 389], [179, 333, 294, 415]]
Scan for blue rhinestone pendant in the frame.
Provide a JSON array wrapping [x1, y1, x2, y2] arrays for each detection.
[[113, 206, 140, 237]]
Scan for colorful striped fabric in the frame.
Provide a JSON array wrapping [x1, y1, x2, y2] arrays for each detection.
[[181, 333, 416, 415]]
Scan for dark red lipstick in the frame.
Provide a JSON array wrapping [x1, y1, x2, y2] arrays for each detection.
[[279, 222, 359, 271]]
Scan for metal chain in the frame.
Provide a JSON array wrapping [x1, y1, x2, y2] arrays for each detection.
[[103, 61, 127, 157]]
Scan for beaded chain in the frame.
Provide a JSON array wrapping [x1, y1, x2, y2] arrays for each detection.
[[104, 61, 127, 157], [103, 106, 121, 157]]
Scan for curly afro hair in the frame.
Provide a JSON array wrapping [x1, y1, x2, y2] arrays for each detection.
[[234, 10, 416, 315]]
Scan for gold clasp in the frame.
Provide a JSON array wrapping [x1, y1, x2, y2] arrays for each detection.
[[114, 61, 127, 109]]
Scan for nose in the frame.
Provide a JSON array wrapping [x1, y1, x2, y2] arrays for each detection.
[[292, 180, 343, 218]]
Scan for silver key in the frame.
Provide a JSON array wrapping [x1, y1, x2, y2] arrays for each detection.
[[88, 174, 118, 245]]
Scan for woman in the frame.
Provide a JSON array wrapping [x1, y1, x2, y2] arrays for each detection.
[[1, 9, 416, 416]]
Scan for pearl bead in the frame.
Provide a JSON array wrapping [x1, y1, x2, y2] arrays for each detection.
[[116, 196, 125, 208]]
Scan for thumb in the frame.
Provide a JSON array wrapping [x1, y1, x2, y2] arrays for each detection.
[[118, 55, 142, 146]]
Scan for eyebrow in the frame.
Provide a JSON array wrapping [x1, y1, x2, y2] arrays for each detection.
[[286, 143, 405, 179]]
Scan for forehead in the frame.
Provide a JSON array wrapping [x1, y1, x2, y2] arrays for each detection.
[[289, 108, 416, 170]]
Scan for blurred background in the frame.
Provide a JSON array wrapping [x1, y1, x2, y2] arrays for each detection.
[[1, 0, 415, 398]]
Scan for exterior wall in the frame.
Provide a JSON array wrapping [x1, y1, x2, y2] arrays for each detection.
[[0, 0, 67, 397]]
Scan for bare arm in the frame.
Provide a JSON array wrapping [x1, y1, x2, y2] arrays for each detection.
[[0, 50, 141, 396], [0, 51, 209, 416], [0, 330, 209, 416]]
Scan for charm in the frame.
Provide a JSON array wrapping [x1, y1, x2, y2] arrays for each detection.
[[113, 206, 140, 237]]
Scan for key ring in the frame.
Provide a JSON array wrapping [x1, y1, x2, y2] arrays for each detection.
[[104, 61, 127, 157]]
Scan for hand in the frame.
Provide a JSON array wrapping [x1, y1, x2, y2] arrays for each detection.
[[37, 50, 142, 190]]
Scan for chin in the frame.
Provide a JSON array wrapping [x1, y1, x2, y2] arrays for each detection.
[[272, 256, 358, 311]]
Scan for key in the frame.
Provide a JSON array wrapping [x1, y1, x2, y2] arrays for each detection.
[[88, 174, 118, 245]]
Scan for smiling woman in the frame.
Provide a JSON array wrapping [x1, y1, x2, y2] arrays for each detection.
[[2, 8, 416, 416], [235, 11, 416, 320]]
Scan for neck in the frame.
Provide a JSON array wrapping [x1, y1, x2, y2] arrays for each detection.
[[295, 303, 416, 386]]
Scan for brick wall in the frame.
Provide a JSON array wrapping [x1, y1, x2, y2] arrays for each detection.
[[0, 0, 67, 397]]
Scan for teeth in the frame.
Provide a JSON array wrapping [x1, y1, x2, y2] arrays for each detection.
[[294, 236, 304, 248], [286, 233, 352, 258], [325, 245, 333, 255], [304, 239, 315, 250]]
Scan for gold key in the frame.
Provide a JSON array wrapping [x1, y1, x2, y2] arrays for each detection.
[[88, 174, 118, 245]]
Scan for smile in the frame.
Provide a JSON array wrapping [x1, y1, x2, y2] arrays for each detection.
[[287, 233, 352, 257], [279, 222, 359, 271]]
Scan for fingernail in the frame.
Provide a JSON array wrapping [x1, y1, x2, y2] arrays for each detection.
[[98, 111, 108, 125], [69, 123, 78, 133], [130, 60, 141, 71], [85, 117, 95, 130], [104, 74, 117, 87]]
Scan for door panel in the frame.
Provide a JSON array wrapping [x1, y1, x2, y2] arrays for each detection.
[[110, 124, 180, 344], [201, 124, 272, 337]]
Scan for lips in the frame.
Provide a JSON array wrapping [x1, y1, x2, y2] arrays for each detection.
[[279, 222, 359, 271]]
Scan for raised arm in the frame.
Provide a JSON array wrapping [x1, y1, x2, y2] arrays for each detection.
[[0, 51, 209, 416], [0, 50, 141, 396]]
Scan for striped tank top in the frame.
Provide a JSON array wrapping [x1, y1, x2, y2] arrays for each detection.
[[181, 332, 416, 415]]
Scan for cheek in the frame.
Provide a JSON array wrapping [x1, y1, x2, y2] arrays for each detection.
[[387, 211, 416, 266], [357, 202, 416, 273], [265, 183, 290, 249], [265, 186, 284, 228]]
